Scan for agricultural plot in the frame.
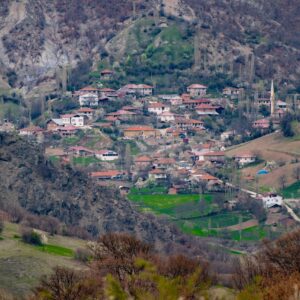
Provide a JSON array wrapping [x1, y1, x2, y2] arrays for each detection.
[[128, 189, 265, 241]]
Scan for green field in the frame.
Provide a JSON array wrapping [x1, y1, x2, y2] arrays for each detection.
[[281, 181, 300, 198], [73, 156, 100, 165], [128, 189, 265, 241], [128, 193, 214, 217], [36, 244, 74, 257]]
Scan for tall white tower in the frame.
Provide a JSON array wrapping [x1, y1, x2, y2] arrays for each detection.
[[270, 80, 276, 116]]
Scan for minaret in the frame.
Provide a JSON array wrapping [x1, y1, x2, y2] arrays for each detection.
[[270, 80, 275, 116]]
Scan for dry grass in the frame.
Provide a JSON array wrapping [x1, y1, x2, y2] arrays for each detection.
[[226, 132, 300, 190], [0, 222, 87, 297]]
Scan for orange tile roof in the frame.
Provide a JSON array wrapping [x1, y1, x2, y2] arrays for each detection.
[[135, 155, 152, 162], [90, 170, 125, 178], [124, 126, 155, 131]]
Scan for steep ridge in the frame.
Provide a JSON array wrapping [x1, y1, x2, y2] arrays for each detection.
[[0, 133, 209, 256]]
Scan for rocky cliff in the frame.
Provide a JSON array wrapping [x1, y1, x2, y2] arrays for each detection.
[[0, 0, 299, 96]]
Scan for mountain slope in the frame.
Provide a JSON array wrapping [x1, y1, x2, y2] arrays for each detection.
[[0, 0, 300, 96], [0, 133, 205, 254]]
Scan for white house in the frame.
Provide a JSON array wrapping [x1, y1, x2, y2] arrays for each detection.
[[234, 153, 257, 166], [187, 84, 207, 97], [123, 84, 153, 96], [262, 193, 283, 208], [95, 150, 119, 161], [148, 169, 167, 180], [60, 114, 75, 125], [71, 115, 87, 127], [79, 93, 99, 107], [159, 111, 175, 122], [148, 102, 170, 115], [61, 114, 87, 127], [77, 107, 95, 119]]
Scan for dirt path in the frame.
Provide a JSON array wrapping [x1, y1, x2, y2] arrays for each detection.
[[222, 219, 259, 231]]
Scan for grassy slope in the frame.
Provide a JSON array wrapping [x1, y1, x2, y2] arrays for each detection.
[[226, 132, 300, 190], [0, 222, 87, 297]]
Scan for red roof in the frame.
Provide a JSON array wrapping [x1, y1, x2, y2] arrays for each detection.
[[188, 84, 208, 89], [90, 170, 125, 178], [100, 88, 116, 92], [58, 125, 78, 131], [20, 126, 44, 133], [61, 114, 76, 118], [135, 155, 152, 163], [148, 102, 166, 108], [149, 169, 166, 174], [101, 69, 113, 74], [79, 86, 99, 91], [77, 108, 94, 113], [124, 126, 155, 132], [202, 151, 225, 156]]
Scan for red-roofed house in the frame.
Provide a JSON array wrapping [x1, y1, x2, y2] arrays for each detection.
[[253, 118, 270, 130], [68, 146, 94, 157], [94, 150, 119, 161], [196, 104, 219, 116], [135, 155, 153, 168], [124, 126, 156, 138], [175, 118, 204, 129], [77, 107, 95, 119], [198, 151, 225, 163], [90, 170, 127, 180], [234, 153, 257, 166], [100, 69, 114, 80], [123, 84, 153, 96], [148, 169, 167, 180], [187, 84, 207, 97], [148, 102, 170, 115], [19, 126, 44, 136]]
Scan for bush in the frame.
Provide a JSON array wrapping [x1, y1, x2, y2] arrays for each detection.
[[21, 228, 43, 246], [75, 248, 91, 263]]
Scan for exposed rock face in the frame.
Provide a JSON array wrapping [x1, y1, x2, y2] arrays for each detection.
[[0, 0, 299, 95], [0, 133, 204, 254]]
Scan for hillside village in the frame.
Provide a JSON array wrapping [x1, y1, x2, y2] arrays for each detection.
[[1, 71, 300, 242]]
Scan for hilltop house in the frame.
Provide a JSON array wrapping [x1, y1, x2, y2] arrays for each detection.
[[107, 110, 137, 121], [123, 126, 156, 139], [76, 86, 99, 97], [197, 151, 225, 163], [46, 119, 64, 132], [135, 155, 153, 168], [19, 126, 44, 136], [90, 170, 127, 181], [56, 125, 78, 137], [79, 93, 99, 107], [148, 169, 167, 180], [68, 146, 94, 157], [262, 193, 283, 208], [60, 114, 87, 127], [253, 118, 270, 130], [77, 107, 95, 119], [222, 87, 243, 97], [153, 158, 176, 169], [148, 102, 170, 115], [196, 104, 219, 116], [187, 84, 207, 97], [94, 150, 119, 161], [159, 111, 175, 122], [100, 69, 114, 80], [175, 118, 204, 130], [122, 84, 153, 96], [234, 153, 257, 166]]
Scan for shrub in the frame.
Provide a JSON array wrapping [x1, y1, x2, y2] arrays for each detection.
[[21, 228, 43, 246], [75, 248, 92, 263]]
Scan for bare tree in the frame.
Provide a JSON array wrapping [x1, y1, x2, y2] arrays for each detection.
[[293, 166, 300, 181], [278, 174, 287, 190]]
